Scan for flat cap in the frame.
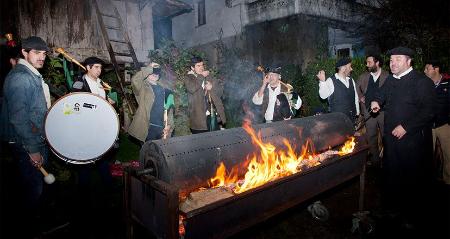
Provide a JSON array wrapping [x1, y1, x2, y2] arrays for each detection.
[[386, 46, 415, 57], [335, 57, 352, 68], [22, 36, 50, 51], [83, 57, 105, 66]]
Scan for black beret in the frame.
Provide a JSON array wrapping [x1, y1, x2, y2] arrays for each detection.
[[22, 36, 50, 52], [386, 46, 415, 57], [267, 66, 282, 74], [83, 57, 105, 66], [335, 58, 352, 68]]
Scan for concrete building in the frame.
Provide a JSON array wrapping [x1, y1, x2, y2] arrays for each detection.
[[171, 0, 374, 68]]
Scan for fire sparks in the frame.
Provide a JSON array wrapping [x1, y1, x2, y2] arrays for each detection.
[[208, 123, 356, 194], [179, 215, 185, 237]]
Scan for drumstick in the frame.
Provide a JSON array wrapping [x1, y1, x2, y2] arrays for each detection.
[[29, 153, 56, 184], [39, 166, 56, 184]]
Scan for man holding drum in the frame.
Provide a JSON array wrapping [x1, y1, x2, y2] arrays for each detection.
[[0, 36, 51, 238], [70, 56, 116, 230], [72, 56, 115, 105]]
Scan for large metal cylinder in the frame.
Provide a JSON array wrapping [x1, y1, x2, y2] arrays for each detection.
[[140, 112, 354, 193]]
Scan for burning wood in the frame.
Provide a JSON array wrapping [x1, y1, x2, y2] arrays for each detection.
[[208, 123, 356, 194], [180, 187, 234, 212], [180, 124, 357, 211]]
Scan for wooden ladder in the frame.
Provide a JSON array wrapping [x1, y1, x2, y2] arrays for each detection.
[[93, 0, 139, 114]]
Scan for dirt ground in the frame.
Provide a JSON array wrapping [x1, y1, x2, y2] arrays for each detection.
[[1, 144, 449, 239]]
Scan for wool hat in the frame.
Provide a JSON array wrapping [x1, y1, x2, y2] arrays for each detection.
[[335, 57, 352, 68], [22, 36, 50, 52], [386, 46, 415, 57]]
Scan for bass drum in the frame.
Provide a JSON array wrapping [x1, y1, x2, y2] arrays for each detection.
[[45, 92, 119, 164]]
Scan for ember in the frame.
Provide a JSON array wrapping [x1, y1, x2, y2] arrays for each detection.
[[179, 215, 185, 237], [208, 123, 356, 194]]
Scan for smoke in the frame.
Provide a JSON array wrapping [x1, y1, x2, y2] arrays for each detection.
[[219, 47, 265, 127]]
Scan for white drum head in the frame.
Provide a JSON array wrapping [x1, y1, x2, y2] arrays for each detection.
[[45, 93, 119, 164]]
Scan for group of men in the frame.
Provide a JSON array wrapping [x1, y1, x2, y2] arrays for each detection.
[[317, 46, 449, 230], [1, 34, 448, 237]]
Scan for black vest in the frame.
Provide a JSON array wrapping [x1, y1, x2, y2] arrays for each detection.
[[329, 76, 356, 121], [365, 75, 379, 109]]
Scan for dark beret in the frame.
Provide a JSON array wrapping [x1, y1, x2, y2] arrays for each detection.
[[267, 66, 282, 74], [83, 57, 105, 66], [22, 36, 50, 52], [335, 58, 352, 68], [386, 46, 415, 57]]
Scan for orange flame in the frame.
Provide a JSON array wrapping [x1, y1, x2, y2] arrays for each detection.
[[338, 136, 356, 156], [208, 123, 356, 194]]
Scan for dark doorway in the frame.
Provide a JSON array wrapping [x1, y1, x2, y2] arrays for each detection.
[[153, 16, 172, 49]]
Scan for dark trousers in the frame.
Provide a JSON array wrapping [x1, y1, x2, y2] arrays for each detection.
[[9, 143, 48, 238], [365, 112, 384, 163], [146, 124, 163, 142], [382, 130, 433, 225], [73, 156, 113, 234], [78, 159, 113, 190]]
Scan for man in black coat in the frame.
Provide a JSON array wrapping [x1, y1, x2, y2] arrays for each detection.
[[424, 60, 450, 184], [371, 47, 436, 229]]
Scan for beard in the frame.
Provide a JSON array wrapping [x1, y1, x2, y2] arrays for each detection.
[[368, 66, 377, 73]]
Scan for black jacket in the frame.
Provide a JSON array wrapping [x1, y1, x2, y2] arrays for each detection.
[[433, 78, 450, 128], [374, 70, 436, 135]]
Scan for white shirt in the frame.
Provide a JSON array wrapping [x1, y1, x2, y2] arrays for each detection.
[[18, 59, 51, 109], [318, 73, 360, 115], [252, 83, 302, 121], [85, 75, 106, 99], [370, 70, 381, 82], [393, 67, 413, 79]]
